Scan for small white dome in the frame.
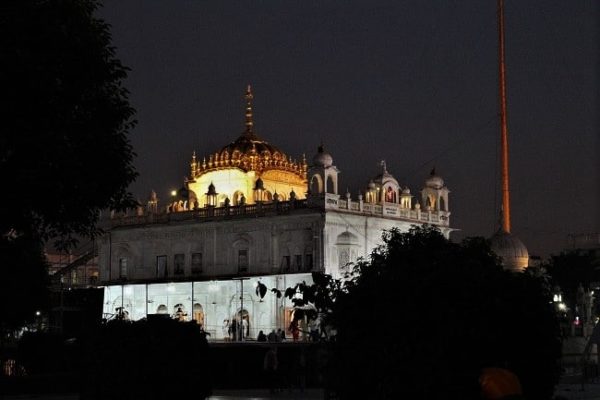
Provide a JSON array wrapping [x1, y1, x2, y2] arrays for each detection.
[[425, 168, 444, 189], [402, 187, 411, 195], [490, 231, 529, 273], [312, 145, 333, 167]]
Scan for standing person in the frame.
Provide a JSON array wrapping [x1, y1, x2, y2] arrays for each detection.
[[257, 330, 267, 342], [267, 329, 278, 342], [277, 328, 285, 342], [289, 320, 300, 342], [263, 346, 279, 394], [230, 318, 238, 342], [242, 316, 249, 339], [222, 319, 230, 341]]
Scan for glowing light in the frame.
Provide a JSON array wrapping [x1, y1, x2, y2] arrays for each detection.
[[35, 311, 41, 316], [170, 190, 177, 196], [558, 303, 566, 311]]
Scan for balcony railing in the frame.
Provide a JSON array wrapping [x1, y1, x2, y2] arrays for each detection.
[[111, 199, 310, 228]]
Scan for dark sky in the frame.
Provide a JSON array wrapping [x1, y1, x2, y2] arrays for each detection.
[[98, 0, 598, 259]]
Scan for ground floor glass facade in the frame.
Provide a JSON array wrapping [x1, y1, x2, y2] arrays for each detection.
[[102, 273, 312, 340]]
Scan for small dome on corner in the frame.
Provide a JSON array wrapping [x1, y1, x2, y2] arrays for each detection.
[[425, 167, 444, 189], [312, 144, 333, 167]]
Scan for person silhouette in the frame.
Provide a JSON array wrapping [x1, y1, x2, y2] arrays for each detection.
[[257, 330, 267, 342]]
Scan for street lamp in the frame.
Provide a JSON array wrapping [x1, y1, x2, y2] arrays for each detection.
[[169, 190, 177, 212]]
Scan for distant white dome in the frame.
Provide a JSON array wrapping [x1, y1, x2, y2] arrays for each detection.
[[312, 145, 333, 167], [402, 187, 411, 195], [424, 167, 444, 189], [490, 231, 529, 273]]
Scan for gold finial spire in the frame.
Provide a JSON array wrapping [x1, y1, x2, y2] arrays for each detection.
[[244, 84, 254, 135]]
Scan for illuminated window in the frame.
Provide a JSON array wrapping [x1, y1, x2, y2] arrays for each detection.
[[119, 258, 128, 278], [191, 253, 203, 274], [156, 255, 167, 278], [238, 250, 248, 272], [174, 254, 185, 275]]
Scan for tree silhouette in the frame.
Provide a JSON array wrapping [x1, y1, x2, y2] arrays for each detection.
[[0, 0, 137, 330], [1, 0, 137, 246], [325, 226, 561, 400], [255, 281, 267, 301]]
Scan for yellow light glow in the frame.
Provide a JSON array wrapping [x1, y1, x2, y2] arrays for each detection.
[[170, 190, 177, 196], [188, 168, 306, 208]]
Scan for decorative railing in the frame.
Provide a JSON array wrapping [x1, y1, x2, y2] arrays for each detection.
[[111, 194, 450, 228], [111, 200, 309, 228], [321, 193, 450, 226]]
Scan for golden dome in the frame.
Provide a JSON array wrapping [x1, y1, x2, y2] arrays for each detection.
[[190, 85, 307, 181]]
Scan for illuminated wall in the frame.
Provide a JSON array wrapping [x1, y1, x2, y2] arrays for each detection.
[[102, 273, 311, 339], [188, 168, 306, 207]]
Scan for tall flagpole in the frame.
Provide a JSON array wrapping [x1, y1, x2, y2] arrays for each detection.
[[498, 0, 511, 233]]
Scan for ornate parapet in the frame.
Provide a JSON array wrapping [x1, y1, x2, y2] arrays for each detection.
[[327, 194, 450, 227], [110, 199, 310, 228]]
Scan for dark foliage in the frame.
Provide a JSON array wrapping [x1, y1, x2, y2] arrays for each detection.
[[1, 0, 137, 245], [0, 236, 49, 331], [0, 0, 137, 330], [81, 319, 212, 400], [17, 331, 77, 376], [256, 281, 268, 300], [326, 226, 561, 400]]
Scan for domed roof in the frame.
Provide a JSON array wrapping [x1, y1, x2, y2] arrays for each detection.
[[175, 185, 189, 200], [371, 161, 399, 187], [425, 167, 444, 189], [312, 145, 333, 167], [401, 187, 411, 195], [220, 133, 285, 159], [189, 86, 307, 180], [490, 230, 529, 273], [206, 182, 217, 195]]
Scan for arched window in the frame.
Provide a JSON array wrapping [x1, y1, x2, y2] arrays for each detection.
[[233, 191, 245, 206], [310, 175, 323, 194], [326, 176, 335, 194], [385, 186, 397, 203], [193, 303, 205, 328], [439, 196, 446, 211], [156, 304, 168, 314]]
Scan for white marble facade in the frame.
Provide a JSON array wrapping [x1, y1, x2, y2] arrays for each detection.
[[99, 89, 452, 338]]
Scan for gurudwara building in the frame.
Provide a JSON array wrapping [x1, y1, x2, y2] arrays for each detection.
[[99, 86, 452, 340]]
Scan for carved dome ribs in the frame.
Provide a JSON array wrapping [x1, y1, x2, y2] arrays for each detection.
[[190, 86, 307, 180], [191, 134, 306, 179]]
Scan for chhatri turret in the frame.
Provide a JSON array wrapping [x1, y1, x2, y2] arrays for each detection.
[[489, 0, 529, 272]]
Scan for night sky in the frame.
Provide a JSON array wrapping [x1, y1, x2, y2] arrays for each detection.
[[98, 1, 598, 259]]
